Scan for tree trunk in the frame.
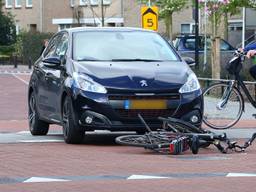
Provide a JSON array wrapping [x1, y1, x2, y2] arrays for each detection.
[[164, 13, 173, 40], [165, 15, 170, 39], [211, 37, 221, 79], [224, 12, 228, 41]]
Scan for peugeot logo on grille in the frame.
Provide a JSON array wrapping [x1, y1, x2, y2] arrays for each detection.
[[140, 80, 148, 87]]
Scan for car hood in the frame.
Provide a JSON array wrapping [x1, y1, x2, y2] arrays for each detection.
[[73, 61, 191, 91]]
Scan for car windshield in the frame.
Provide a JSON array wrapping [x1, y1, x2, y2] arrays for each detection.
[[184, 38, 205, 50], [183, 37, 233, 51], [73, 31, 179, 61]]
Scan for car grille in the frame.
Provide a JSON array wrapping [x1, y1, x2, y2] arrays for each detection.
[[108, 94, 180, 119], [108, 94, 180, 100], [114, 109, 174, 119]]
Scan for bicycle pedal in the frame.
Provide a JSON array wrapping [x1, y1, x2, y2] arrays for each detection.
[[252, 114, 256, 118]]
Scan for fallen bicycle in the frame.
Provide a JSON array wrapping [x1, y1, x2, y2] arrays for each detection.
[[115, 115, 256, 155]]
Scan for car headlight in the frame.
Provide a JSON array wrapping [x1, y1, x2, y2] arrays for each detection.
[[73, 72, 107, 94], [179, 73, 200, 93]]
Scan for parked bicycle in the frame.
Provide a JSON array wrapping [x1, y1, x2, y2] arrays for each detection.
[[203, 50, 256, 129], [115, 114, 256, 155]]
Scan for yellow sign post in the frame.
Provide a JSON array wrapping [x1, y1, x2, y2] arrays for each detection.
[[141, 6, 158, 31]]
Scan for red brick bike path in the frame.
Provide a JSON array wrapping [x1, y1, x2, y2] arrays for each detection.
[[0, 178, 255, 192], [0, 73, 256, 192], [0, 142, 255, 192]]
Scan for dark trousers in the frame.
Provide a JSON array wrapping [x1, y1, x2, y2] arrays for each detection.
[[250, 65, 256, 80]]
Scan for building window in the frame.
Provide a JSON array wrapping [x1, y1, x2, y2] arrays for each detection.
[[26, 0, 32, 8], [29, 24, 37, 32], [181, 24, 190, 34], [70, 0, 75, 7], [181, 23, 195, 34], [15, 0, 21, 8], [80, 0, 88, 6], [5, 0, 13, 8], [59, 24, 73, 31], [228, 22, 243, 32], [16, 24, 20, 35]]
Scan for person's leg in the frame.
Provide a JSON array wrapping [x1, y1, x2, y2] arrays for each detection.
[[249, 65, 256, 80]]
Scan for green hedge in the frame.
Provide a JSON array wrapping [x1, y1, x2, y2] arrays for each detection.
[[18, 32, 53, 64], [0, 45, 15, 56]]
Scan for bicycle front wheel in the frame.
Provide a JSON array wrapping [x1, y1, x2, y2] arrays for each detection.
[[203, 83, 243, 129]]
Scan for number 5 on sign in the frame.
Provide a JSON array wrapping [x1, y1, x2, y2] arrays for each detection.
[[141, 6, 158, 31]]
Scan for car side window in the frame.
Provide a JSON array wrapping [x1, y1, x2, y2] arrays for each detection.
[[43, 35, 61, 58], [55, 33, 69, 62], [220, 40, 231, 51]]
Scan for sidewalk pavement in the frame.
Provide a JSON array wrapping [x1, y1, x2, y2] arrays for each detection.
[[0, 65, 32, 74]]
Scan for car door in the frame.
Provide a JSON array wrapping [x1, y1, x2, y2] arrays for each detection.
[[44, 32, 69, 122], [36, 34, 61, 119]]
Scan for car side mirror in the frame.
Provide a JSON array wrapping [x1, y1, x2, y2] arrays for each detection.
[[183, 57, 196, 67], [43, 57, 61, 69]]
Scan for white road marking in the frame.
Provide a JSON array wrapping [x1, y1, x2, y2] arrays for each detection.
[[23, 177, 70, 183], [18, 139, 63, 143], [0, 71, 31, 75], [226, 173, 256, 177], [17, 131, 30, 134], [12, 74, 29, 85], [127, 175, 170, 180]]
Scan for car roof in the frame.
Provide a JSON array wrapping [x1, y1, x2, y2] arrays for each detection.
[[176, 34, 210, 38], [62, 27, 155, 33]]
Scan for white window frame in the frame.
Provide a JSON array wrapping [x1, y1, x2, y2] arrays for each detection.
[[70, 0, 75, 7], [26, 0, 33, 8], [5, 0, 13, 9], [16, 24, 20, 35], [15, 0, 21, 8], [80, 0, 88, 6], [181, 23, 195, 34]]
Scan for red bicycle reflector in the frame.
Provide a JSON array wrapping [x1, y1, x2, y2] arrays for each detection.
[[169, 143, 175, 153]]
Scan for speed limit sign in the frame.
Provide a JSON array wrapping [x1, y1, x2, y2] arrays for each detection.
[[141, 6, 158, 31]]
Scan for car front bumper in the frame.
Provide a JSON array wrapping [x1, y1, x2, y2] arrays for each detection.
[[71, 89, 203, 131]]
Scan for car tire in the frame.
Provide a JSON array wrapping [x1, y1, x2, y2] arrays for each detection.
[[29, 92, 49, 135], [62, 96, 84, 144]]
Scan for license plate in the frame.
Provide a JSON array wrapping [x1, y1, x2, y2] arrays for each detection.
[[124, 100, 167, 109]]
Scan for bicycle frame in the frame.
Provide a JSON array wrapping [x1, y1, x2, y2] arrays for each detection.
[[218, 80, 236, 109], [130, 114, 256, 154], [235, 74, 256, 108]]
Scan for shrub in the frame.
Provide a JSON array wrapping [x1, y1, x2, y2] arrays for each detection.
[[0, 11, 16, 46], [0, 45, 15, 56], [17, 31, 53, 64]]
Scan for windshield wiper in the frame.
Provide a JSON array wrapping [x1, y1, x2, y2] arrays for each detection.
[[111, 59, 164, 62], [77, 59, 109, 62]]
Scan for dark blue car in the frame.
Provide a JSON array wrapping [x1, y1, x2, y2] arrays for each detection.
[[28, 27, 203, 144]]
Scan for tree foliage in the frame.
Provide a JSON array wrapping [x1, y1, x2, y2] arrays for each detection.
[[139, 0, 188, 39], [0, 0, 16, 45], [199, 0, 256, 38]]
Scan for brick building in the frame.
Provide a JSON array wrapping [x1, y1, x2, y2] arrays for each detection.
[[2, 0, 256, 47], [3, 0, 124, 33]]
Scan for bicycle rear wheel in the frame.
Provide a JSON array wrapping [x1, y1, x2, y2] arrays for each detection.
[[203, 83, 243, 129], [115, 134, 171, 148]]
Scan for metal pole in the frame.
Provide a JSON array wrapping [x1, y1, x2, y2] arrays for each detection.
[[195, 0, 199, 69], [148, 0, 151, 7], [242, 7, 246, 49], [203, 0, 207, 70], [101, 0, 104, 27], [40, 0, 43, 32]]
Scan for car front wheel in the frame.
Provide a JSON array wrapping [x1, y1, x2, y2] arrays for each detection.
[[29, 92, 49, 135], [62, 97, 84, 144]]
